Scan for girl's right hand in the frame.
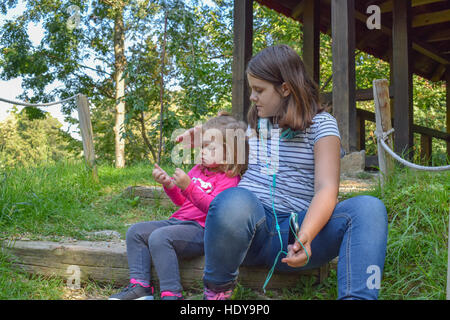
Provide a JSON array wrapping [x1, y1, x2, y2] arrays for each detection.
[[152, 164, 174, 189]]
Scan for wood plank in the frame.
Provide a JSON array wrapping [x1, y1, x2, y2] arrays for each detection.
[[291, 0, 306, 19], [379, 0, 446, 13], [331, 0, 357, 153], [303, 0, 320, 84], [232, 0, 253, 123], [426, 29, 450, 42], [412, 9, 450, 28], [1, 240, 330, 290], [392, 0, 414, 159]]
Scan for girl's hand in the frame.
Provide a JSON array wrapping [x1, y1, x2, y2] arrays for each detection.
[[281, 232, 312, 268], [172, 168, 191, 191], [152, 164, 174, 189]]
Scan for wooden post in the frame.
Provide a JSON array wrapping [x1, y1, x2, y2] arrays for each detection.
[[446, 70, 450, 160], [420, 134, 432, 165], [331, 0, 357, 153], [232, 0, 253, 123], [77, 94, 98, 183], [303, 0, 320, 84], [392, 0, 413, 160], [373, 79, 394, 188]]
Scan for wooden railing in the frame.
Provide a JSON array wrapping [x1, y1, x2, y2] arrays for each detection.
[[320, 88, 450, 165]]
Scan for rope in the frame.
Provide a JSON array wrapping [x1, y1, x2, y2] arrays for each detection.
[[376, 128, 450, 172], [0, 94, 79, 108]]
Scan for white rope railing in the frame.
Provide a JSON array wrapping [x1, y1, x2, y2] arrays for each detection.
[[375, 128, 450, 171], [0, 94, 79, 108]]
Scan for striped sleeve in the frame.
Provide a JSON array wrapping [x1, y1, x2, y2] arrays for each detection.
[[313, 113, 341, 145]]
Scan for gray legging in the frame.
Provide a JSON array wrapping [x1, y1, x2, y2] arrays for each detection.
[[125, 218, 204, 293]]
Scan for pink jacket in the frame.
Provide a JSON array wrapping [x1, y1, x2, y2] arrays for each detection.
[[163, 165, 240, 227]]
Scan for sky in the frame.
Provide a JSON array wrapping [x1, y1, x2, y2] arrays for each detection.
[[0, 0, 217, 141], [0, 1, 81, 139]]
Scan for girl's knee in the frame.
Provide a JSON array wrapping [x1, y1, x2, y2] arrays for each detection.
[[337, 195, 387, 226], [148, 228, 169, 251], [126, 222, 144, 241], [207, 187, 262, 229]]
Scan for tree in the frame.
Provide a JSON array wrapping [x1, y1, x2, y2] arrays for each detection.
[[0, 107, 82, 168]]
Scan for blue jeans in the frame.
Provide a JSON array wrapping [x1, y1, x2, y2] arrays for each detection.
[[203, 187, 388, 300], [126, 218, 204, 293]]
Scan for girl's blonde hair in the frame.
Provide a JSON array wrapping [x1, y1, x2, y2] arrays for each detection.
[[201, 111, 248, 178], [246, 44, 325, 134]]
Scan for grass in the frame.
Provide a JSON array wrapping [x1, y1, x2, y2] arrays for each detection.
[[0, 159, 449, 300]]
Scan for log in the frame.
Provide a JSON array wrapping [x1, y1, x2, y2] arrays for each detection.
[[1, 240, 331, 290], [123, 185, 174, 207]]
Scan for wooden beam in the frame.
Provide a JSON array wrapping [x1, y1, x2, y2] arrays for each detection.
[[446, 69, 450, 159], [426, 29, 450, 42], [431, 64, 447, 81], [232, 0, 253, 123], [303, 0, 320, 84], [331, 0, 357, 153], [291, 0, 306, 19], [324, 0, 450, 74], [412, 9, 450, 28], [380, 0, 445, 13], [392, 0, 414, 159], [2, 240, 330, 291]]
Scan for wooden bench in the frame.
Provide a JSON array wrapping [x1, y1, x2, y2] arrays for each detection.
[[1, 240, 331, 290]]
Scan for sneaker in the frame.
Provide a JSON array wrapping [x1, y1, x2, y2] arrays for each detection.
[[109, 283, 154, 300], [161, 291, 184, 300], [203, 281, 235, 300]]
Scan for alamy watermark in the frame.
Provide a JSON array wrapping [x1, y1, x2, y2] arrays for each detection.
[[366, 265, 381, 290], [366, 5, 381, 30], [66, 264, 81, 290]]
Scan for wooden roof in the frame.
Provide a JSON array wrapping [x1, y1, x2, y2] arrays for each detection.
[[256, 0, 450, 82]]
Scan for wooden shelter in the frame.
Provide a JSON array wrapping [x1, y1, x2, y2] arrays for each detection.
[[232, 0, 450, 161]]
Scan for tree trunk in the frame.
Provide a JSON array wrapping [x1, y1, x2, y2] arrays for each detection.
[[139, 111, 157, 163], [158, 10, 168, 165], [113, 5, 126, 168]]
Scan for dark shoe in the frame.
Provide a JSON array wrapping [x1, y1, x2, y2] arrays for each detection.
[[109, 283, 154, 300], [161, 291, 184, 300]]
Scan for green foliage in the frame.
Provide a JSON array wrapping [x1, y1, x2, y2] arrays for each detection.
[[0, 108, 82, 168], [0, 0, 448, 166]]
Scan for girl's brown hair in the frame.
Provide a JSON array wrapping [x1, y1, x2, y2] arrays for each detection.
[[201, 111, 248, 178], [246, 44, 325, 133]]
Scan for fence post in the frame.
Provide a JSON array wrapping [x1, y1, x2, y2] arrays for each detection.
[[76, 94, 98, 182], [447, 208, 450, 300], [373, 79, 394, 188]]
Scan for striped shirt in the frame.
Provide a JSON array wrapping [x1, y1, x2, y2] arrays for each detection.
[[238, 112, 341, 214]]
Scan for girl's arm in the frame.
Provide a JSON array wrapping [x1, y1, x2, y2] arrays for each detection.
[[182, 176, 239, 213], [163, 182, 186, 206], [282, 135, 341, 267]]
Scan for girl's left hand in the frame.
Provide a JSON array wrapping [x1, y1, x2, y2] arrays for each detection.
[[173, 168, 191, 191], [281, 232, 312, 268]]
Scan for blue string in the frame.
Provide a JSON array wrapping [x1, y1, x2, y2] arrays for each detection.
[[258, 120, 309, 293]]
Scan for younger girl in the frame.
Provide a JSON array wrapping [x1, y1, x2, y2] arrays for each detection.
[[109, 113, 247, 300]]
